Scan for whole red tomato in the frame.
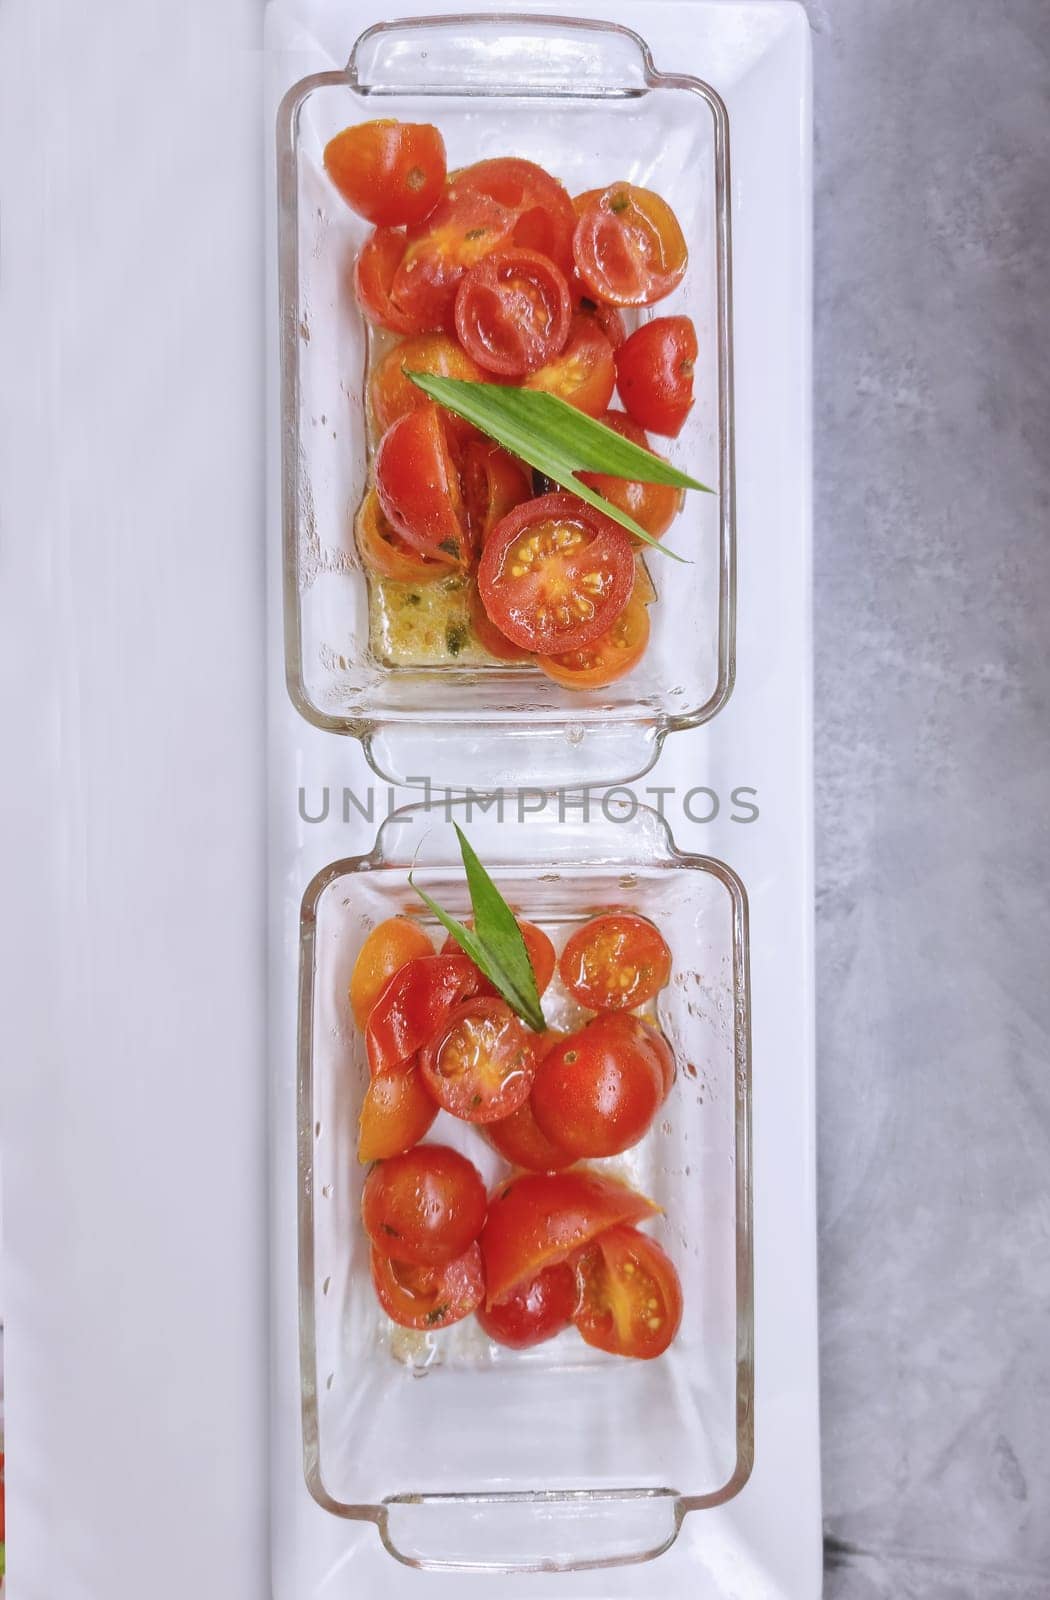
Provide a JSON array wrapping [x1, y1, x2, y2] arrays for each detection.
[[475, 1261, 577, 1348], [362, 1144, 487, 1266], [530, 1014, 664, 1158]]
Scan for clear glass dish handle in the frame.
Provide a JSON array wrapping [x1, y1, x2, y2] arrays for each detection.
[[348, 14, 654, 95]]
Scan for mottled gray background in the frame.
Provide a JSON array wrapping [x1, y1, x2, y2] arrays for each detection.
[[808, 0, 1050, 1595]]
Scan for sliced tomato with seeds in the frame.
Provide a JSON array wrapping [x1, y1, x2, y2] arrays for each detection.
[[371, 1242, 484, 1330], [374, 405, 471, 566], [350, 914, 435, 1028], [419, 996, 539, 1124], [460, 440, 534, 546], [357, 1065, 439, 1162], [440, 919, 556, 997], [354, 489, 448, 586], [369, 332, 487, 443], [578, 411, 683, 542], [455, 249, 572, 377], [324, 120, 446, 228], [475, 1261, 577, 1348], [573, 1224, 683, 1359], [558, 912, 672, 1012], [365, 952, 480, 1075], [477, 493, 635, 655], [362, 1144, 487, 1266], [523, 313, 617, 417], [537, 590, 650, 691], [456, 158, 577, 276], [531, 1013, 664, 1158], [573, 184, 688, 307], [353, 228, 422, 335], [392, 188, 518, 332], [615, 316, 698, 438]]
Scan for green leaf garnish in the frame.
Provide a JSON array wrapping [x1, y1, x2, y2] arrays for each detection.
[[405, 372, 713, 561], [409, 823, 546, 1033]]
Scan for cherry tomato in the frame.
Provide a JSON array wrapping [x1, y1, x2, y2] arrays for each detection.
[[578, 411, 682, 542], [369, 333, 487, 443], [595, 1013, 676, 1100], [573, 286, 627, 349], [615, 316, 698, 438], [468, 581, 534, 663], [374, 406, 471, 566], [420, 997, 538, 1124], [371, 1242, 484, 1329], [357, 1066, 439, 1162], [365, 952, 480, 1075], [477, 493, 636, 654], [363, 1144, 487, 1266], [455, 250, 572, 378], [475, 1261, 577, 1348], [573, 1224, 683, 1359], [440, 920, 556, 997], [558, 912, 672, 1012], [523, 313, 617, 417], [531, 1014, 664, 1158], [392, 188, 517, 332], [324, 120, 446, 228], [537, 591, 650, 690], [350, 915, 435, 1028], [573, 184, 688, 307], [355, 489, 448, 585], [484, 1035, 576, 1172], [460, 440, 533, 546], [480, 1169, 657, 1306], [354, 228, 421, 335], [456, 158, 577, 276]]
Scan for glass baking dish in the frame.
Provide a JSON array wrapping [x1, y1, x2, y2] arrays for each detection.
[[277, 15, 735, 790], [297, 799, 752, 1572]]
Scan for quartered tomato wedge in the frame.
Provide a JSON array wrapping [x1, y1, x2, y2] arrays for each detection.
[[460, 440, 534, 546], [454, 249, 572, 377], [324, 120, 446, 228], [369, 332, 487, 442], [475, 1261, 577, 1348], [573, 1224, 683, 1359], [455, 158, 577, 276], [365, 952, 480, 1074], [440, 920, 556, 997], [362, 1144, 487, 1266], [419, 996, 539, 1124], [578, 411, 683, 542], [371, 1242, 484, 1330], [357, 1065, 439, 1162], [477, 493, 635, 654], [350, 915, 435, 1028], [354, 489, 448, 585], [537, 591, 650, 690], [353, 228, 421, 335], [531, 1013, 664, 1158], [558, 912, 672, 1011], [374, 405, 471, 566], [523, 313, 617, 417], [480, 1170, 658, 1306], [392, 188, 518, 332], [573, 184, 688, 306], [615, 316, 698, 438]]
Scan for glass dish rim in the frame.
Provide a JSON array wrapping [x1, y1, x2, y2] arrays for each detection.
[[275, 13, 737, 779], [295, 799, 755, 1570]]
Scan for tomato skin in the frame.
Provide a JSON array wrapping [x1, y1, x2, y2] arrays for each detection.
[[350, 915, 435, 1028], [369, 333, 486, 443], [477, 493, 636, 655], [537, 591, 651, 691], [355, 489, 448, 585], [578, 411, 682, 542], [468, 581, 534, 663], [371, 1242, 484, 1329], [480, 1170, 658, 1306], [358, 1065, 439, 1162], [455, 250, 572, 378], [419, 997, 539, 1124], [523, 313, 617, 417], [615, 316, 698, 438], [354, 228, 422, 335], [573, 1224, 683, 1359], [595, 1013, 676, 1100], [374, 406, 471, 566], [531, 1014, 664, 1158], [475, 1261, 577, 1347], [365, 953, 480, 1075], [558, 912, 672, 1012], [440, 920, 556, 997], [573, 184, 688, 307], [325, 120, 446, 228], [460, 440, 533, 547], [573, 285, 627, 350], [392, 188, 518, 332], [363, 1144, 487, 1266], [484, 1035, 576, 1172], [456, 158, 577, 276]]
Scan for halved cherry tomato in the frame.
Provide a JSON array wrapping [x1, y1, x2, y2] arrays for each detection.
[[374, 406, 471, 566], [475, 1261, 577, 1348], [357, 1066, 439, 1162], [455, 250, 572, 378], [392, 188, 517, 332], [371, 1242, 484, 1329], [468, 581, 534, 663], [578, 411, 682, 542], [354, 489, 448, 585], [324, 120, 446, 228], [420, 997, 538, 1124], [615, 316, 698, 437], [366, 952, 480, 1075], [595, 1013, 676, 1100], [537, 590, 650, 690], [573, 1224, 683, 1359], [460, 440, 534, 546], [531, 1014, 664, 1158], [477, 493, 635, 654], [350, 915, 435, 1028], [354, 228, 421, 335], [573, 184, 688, 307], [369, 333, 486, 443], [440, 920, 556, 997], [523, 314, 616, 417], [480, 1169, 658, 1306], [362, 1144, 487, 1266], [456, 158, 577, 276], [558, 912, 672, 1012], [573, 286, 627, 350]]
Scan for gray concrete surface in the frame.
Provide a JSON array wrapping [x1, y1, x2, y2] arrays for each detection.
[[809, 1, 1050, 1594]]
